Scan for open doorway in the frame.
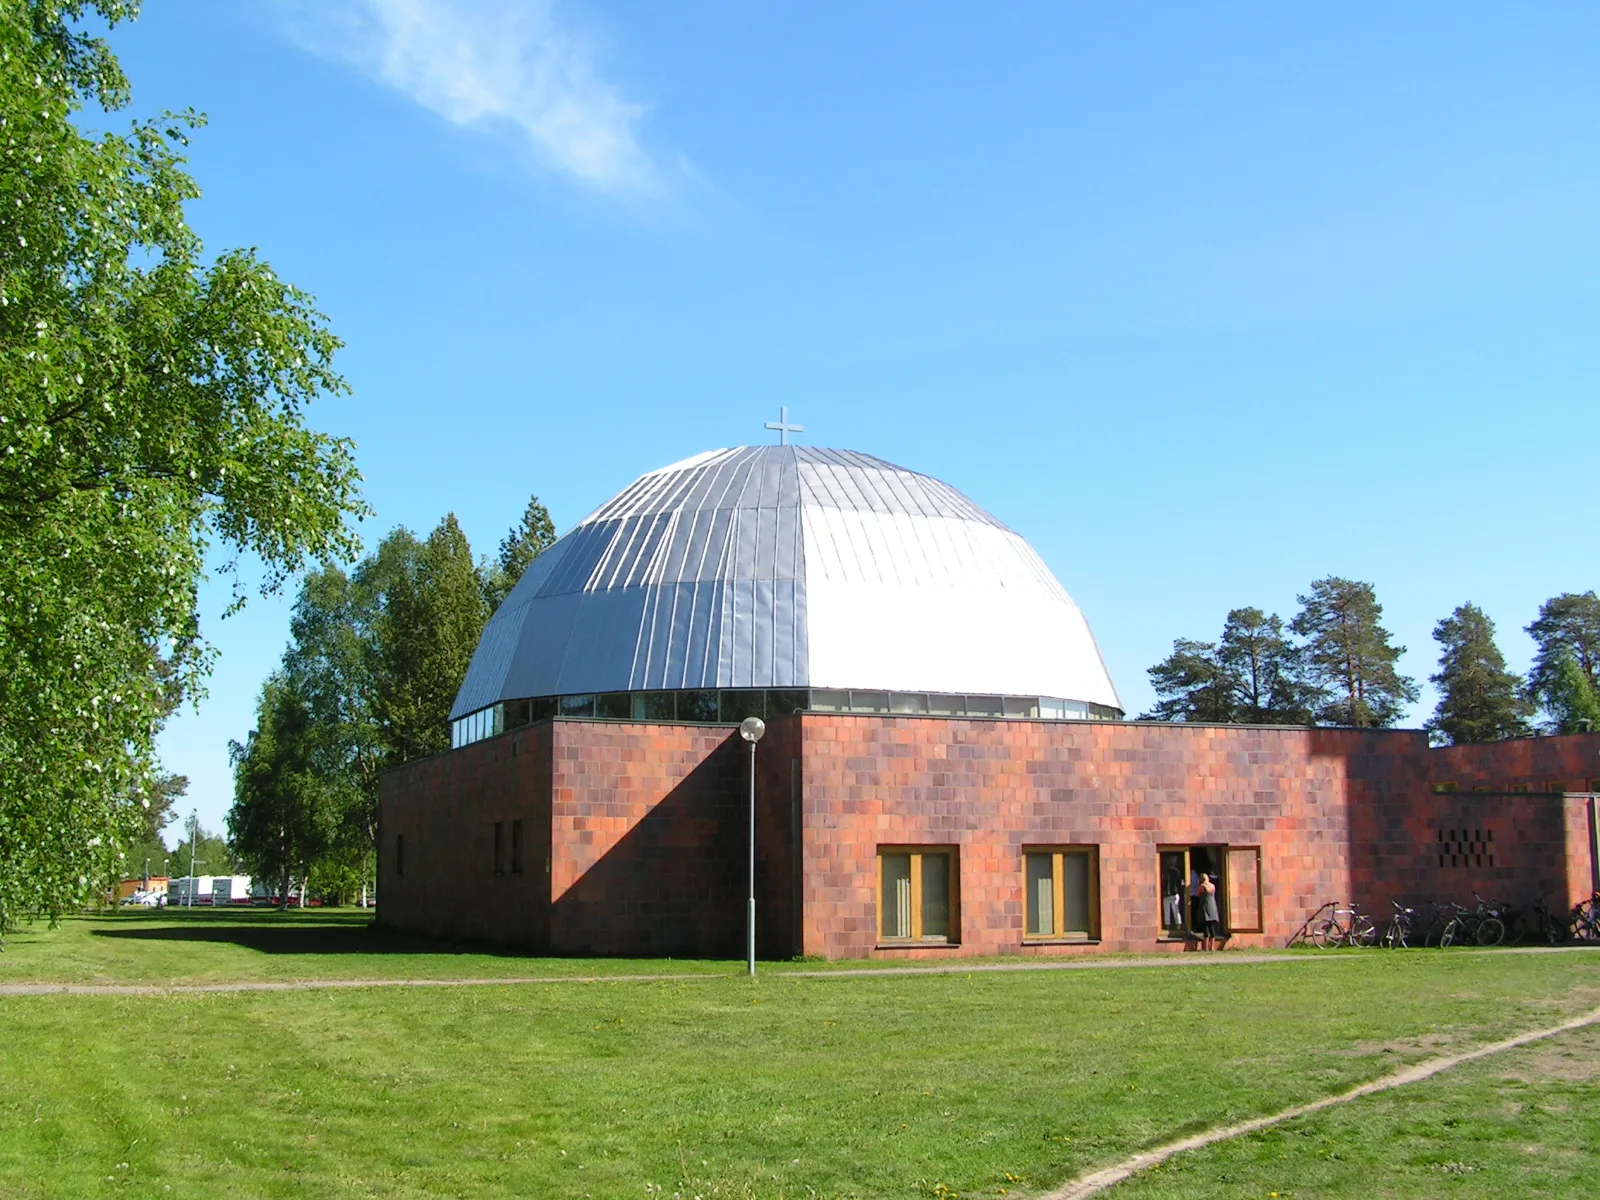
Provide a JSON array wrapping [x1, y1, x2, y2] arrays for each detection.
[[1158, 845, 1225, 938]]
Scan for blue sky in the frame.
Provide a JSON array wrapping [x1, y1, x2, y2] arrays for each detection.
[[120, 2, 1600, 842]]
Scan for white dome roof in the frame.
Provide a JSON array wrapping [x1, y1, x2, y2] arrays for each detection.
[[451, 446, 1121, 718]]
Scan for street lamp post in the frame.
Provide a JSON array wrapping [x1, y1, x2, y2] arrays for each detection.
[[738, 716, 766, 977], [186, 809, 198, 910]]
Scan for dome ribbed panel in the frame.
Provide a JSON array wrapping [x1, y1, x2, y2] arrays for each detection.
[[450, 444, 1119, 720]]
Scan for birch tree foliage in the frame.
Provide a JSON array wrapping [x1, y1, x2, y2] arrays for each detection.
[[0, 2, 366, 932]]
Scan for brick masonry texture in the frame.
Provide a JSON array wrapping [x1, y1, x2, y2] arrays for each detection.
[[379, 717, 1600, 960]]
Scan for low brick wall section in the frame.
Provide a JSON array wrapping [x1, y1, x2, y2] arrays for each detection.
[[378, 722, 553, 947]]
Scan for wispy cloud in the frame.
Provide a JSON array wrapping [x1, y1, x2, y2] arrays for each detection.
[[287, 0, 659, 197]]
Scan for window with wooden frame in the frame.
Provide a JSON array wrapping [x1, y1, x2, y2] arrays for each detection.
[[1224, 846, 1263, 934], [1157, 844, 1263, 936], [878, 847, 959, 944], [510, 820, 524, 875], [493, 821, 505, 876], [1022, 847, 1099, 940]]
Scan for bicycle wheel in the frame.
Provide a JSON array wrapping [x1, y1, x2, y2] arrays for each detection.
[[1382, 920, 1402, 949], [1545, 917, 1568, 945], [1474, 917, 1505, 947], [1350, 917, 1378, 948], [1440, 919, 1459, 948], [1311, 918, 1343, 948]]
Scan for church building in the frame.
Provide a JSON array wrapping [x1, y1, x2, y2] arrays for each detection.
[[378, 443, 1600, 958]]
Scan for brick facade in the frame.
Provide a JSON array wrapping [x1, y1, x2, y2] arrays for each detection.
[[378, 716, 1600, 959]]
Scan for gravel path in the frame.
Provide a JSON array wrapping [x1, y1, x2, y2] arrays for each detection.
[[0, 943, 1591, 996]]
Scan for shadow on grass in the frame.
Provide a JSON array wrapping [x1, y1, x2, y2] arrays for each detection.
[[88, 910, 533, 959]]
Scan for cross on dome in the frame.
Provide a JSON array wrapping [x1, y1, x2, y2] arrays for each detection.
[[764, 406, 804, 445]]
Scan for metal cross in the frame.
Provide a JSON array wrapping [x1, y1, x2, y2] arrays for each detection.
[[764, 406, 804, 445]]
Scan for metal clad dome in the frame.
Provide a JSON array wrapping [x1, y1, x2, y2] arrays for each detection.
[[450, 446, 1121, 720]]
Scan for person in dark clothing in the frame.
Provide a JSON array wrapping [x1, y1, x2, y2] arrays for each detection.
[[1199, 873, 1221, 950]]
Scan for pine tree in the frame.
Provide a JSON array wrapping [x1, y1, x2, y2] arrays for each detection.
[[1218, 608, 1314, 724], [483, 495, 557, 611], [1426, 603, 1531, 744], [1141, 639, 1235, 722], [1525, 592, 1600, 729], [1290, 578, 1418, 727]]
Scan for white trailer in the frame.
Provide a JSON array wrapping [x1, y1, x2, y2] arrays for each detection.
[[169, 875, 214, 905], [209, 876, 253, 905]]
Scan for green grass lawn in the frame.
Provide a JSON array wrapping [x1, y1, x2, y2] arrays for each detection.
[[1110, 1023, 1600, 1199], [1, 911, 1597, 1199], [0, 909, 735, 986]]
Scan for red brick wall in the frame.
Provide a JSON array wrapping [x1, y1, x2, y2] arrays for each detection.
[[795, 716, 1385, 957], [547, 721, 752, 957], [380, 718, 795, 957], [378, 722, 553, 947], [1418, 733, 1600, 905], [378, 715, 1599, 960], [1430, 732, 1600, 792], [793, 718, 1598, 959]]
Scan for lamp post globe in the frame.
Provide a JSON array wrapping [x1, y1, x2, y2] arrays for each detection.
[[739, 716, 765, 976]]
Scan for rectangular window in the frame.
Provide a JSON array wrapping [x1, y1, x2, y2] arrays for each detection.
[[878, 847, 959, 944], [395, 834, 404, 877], [678, 690, 719, 722], [1225, 846, 1263, 933], [631, 692, 676, 721], [718, 690, 766, 723], [1023, 847, 1099, 940], [595, 693, 631, 719], [1159, 845, 1232, 935], [511, 820, 524, 875], [493, 821, 505, 875]]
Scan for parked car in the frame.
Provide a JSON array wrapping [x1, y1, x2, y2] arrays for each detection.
[[120, 891, 163, 907]]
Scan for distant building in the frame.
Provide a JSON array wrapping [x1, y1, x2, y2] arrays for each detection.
[[113, 876, 168, 901], [380, 445, 1600, 957]]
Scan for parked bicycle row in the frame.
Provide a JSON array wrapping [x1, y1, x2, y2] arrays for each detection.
[[1288, 892, 1600, 949]]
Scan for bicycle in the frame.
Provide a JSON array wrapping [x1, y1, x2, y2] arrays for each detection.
[[1570, 892, 1600, 942], [1438, 895, 1506, 948], [1312, 902, 1378, 948], [1382, 900, 1419, 949], [1524, 893, 1569, 945], [1288, 901, 1337, 948], [1471, 893, 1508, 947]]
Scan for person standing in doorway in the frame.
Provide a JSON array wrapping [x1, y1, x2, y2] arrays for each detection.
[[1199, 873, 1221, 950]]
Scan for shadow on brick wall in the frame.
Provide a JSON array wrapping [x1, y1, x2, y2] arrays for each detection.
[[550, 733, 750, 957]]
